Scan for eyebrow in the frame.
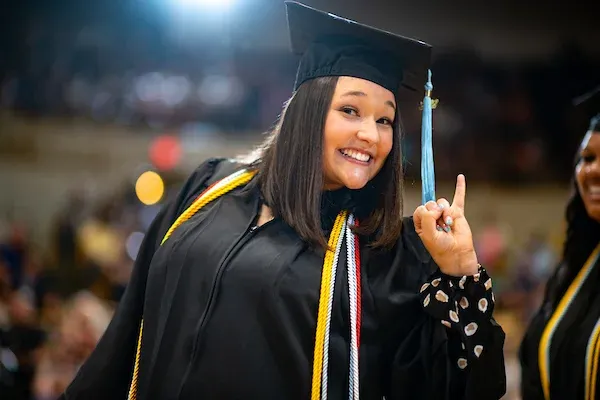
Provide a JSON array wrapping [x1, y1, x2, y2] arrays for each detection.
[[340, 90, 396, 111]]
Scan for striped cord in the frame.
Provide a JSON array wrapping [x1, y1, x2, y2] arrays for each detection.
[[354, 219, 362, 351], [321, 215, 346, 399], [311, 212, 363, 400], [346, 214, 360, 400], [311, 211, 347, 400]]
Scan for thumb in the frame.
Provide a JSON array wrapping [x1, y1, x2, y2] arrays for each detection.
[[414, 205, 439, 240]]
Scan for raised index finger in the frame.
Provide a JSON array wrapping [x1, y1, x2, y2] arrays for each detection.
[[452, 174, 467, 210]]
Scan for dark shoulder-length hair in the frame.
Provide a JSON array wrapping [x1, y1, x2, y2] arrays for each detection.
[[544, 132, 600, 311], [241, 76, 404, 250]]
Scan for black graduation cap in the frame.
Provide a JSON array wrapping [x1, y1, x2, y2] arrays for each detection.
[[285, 1, 433, 97], [573, 85, 600, 131]]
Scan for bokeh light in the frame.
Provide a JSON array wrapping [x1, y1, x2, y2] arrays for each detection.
[[149, 135, 182, 171], [135, 171, 165, 205]]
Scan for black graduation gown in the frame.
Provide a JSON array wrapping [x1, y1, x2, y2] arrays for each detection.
[[520, 246, 600, 399], [60, 158, 506, 400]]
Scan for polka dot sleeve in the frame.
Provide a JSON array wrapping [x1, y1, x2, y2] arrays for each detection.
[[419, 265, 495, 371]]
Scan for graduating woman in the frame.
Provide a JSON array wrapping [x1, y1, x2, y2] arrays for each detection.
[[61, 2, 506, 399], [520, 85, 600, 400]]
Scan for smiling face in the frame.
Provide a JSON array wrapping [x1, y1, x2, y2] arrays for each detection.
[[322, 76, 396, 190], [576, 131, 600, 222]]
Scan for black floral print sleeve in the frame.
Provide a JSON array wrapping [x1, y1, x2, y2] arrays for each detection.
[[419, 265, 495, 371]]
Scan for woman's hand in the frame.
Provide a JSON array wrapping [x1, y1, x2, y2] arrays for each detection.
[[413, 174, 479, 276]]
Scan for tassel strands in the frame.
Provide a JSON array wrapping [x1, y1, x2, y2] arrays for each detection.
[[421, 69, 437, 205]]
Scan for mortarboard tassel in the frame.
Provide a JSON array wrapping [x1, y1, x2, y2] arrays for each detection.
[[421, 69, 436, 204]]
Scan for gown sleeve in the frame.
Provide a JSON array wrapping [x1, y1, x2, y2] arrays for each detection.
[[379, 217, 506, 400], [60, 158, 227, 400]]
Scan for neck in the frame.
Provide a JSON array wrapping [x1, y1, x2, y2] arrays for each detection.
[[322, 181, 344, 191]]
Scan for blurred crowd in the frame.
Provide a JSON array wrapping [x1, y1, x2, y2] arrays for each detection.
[[0, 176, 186, 399]]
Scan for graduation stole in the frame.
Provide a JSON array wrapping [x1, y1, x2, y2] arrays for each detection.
[[127, 168, 363, 400], [538, 242, 600, 400]]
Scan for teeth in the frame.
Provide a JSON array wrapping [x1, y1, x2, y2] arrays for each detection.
[[341, 149, 371, 162], [589, 186, 600, 194]]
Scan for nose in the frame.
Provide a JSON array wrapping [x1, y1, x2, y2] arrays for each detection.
[[356, 119, 380, 145]]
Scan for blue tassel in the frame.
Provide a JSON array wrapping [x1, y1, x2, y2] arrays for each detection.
[[421, 70, 436, 205]]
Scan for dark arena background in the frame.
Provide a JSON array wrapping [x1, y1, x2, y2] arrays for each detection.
[[0, 0, 599, 398]]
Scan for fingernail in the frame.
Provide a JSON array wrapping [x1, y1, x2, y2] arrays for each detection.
[[445, 216, 453, 226], [444, 225, 451, 232], [438, 204, 445, 210], [436, 225, 443, 231]]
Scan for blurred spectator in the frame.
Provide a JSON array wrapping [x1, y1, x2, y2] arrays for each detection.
[[508, 231, 557, 323], [0, 259, 11, 327], [474, 214, 511, 279], [32, 291, 112, 400], [0, 221, 29, 290], [50, 190, 87, 296], [0, 291, 46, 400]]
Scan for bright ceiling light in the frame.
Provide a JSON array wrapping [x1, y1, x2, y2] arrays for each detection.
[[172, 0, 236, 11]]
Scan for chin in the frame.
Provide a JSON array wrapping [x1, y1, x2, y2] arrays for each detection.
[[341, 179, 369, 190], [325, 168, 374, 190]]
